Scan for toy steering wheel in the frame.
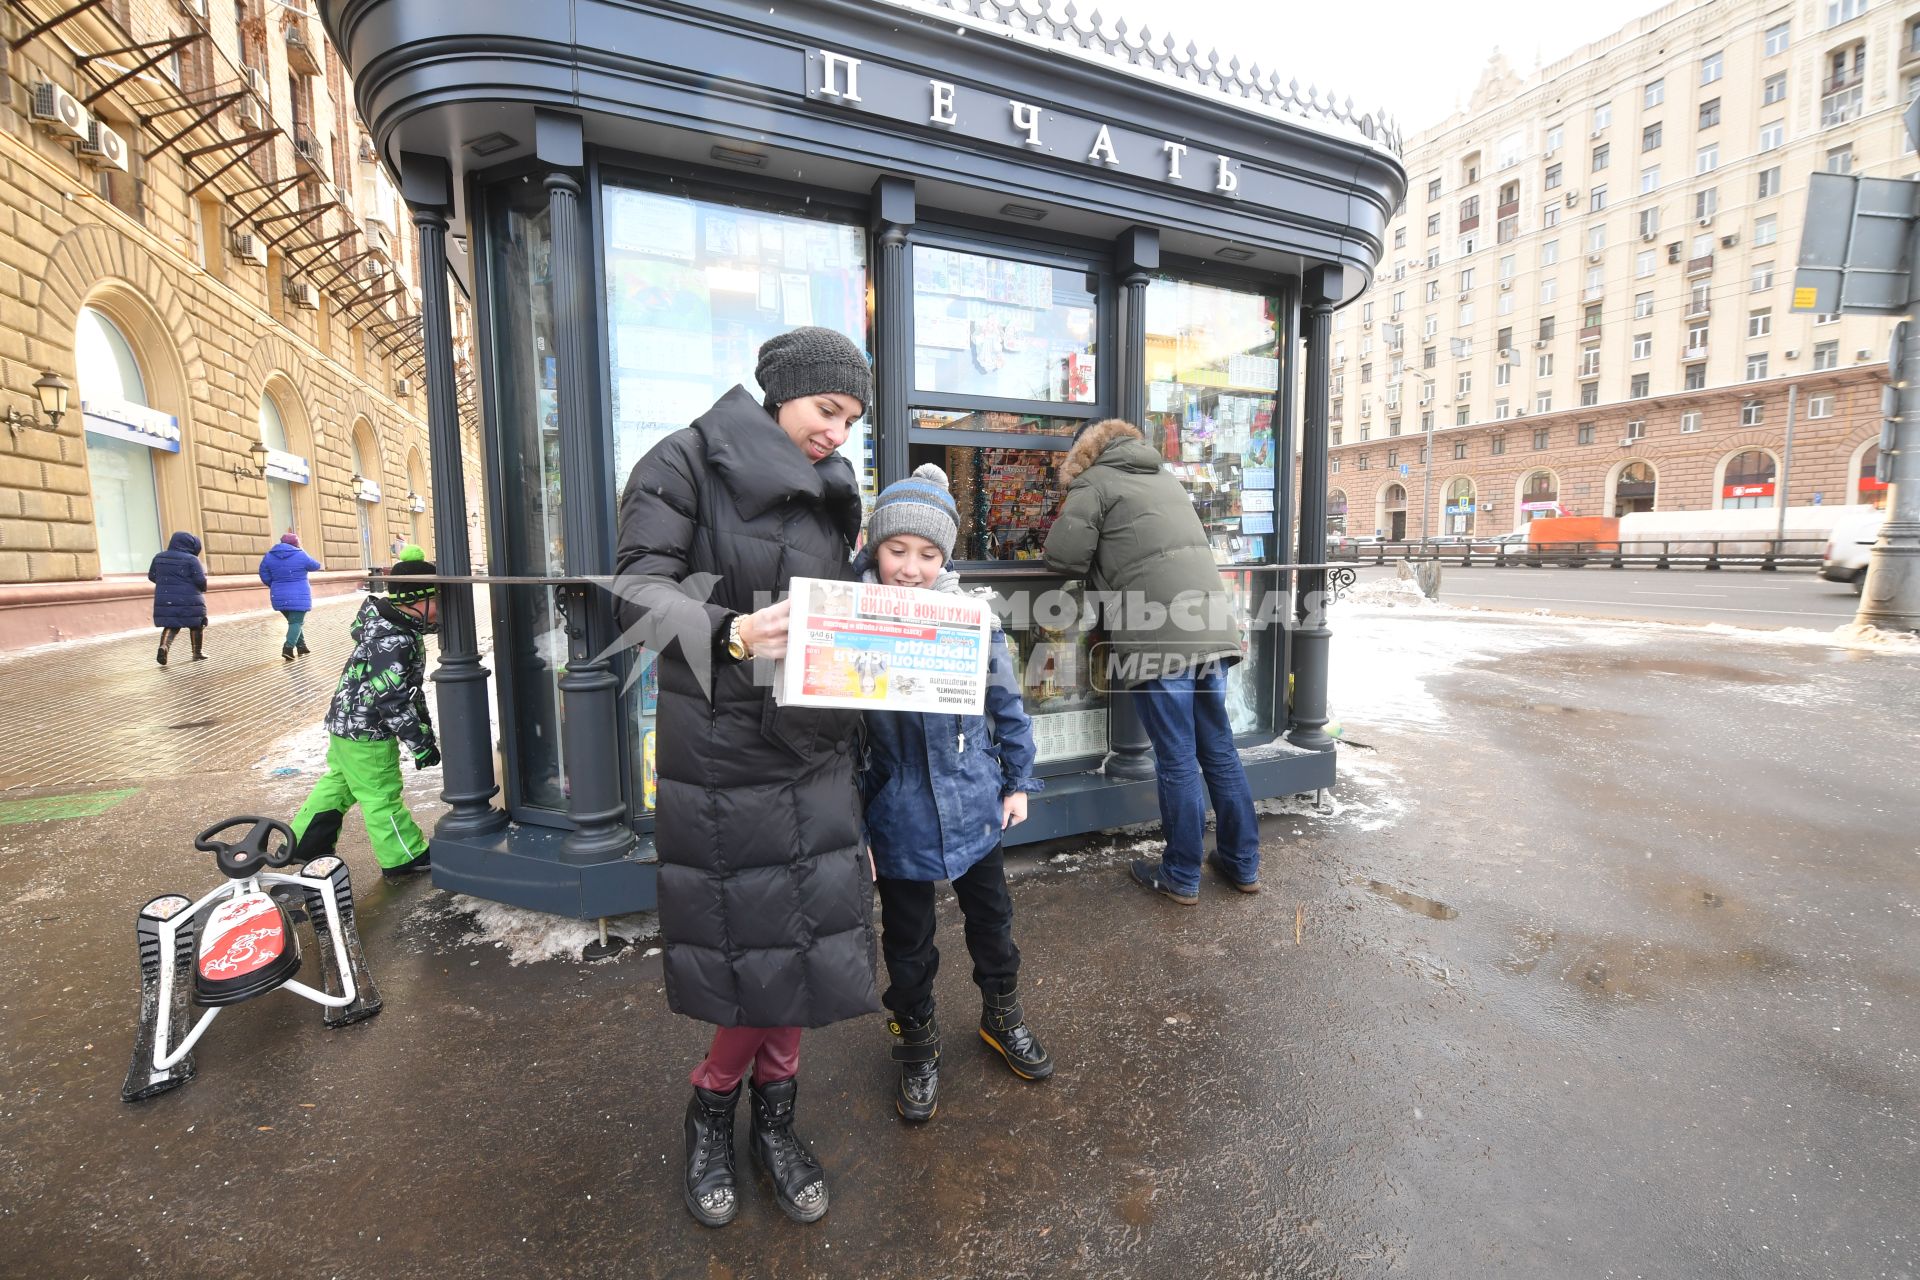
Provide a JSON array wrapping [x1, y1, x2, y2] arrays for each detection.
[[194, 816, 299, 880]]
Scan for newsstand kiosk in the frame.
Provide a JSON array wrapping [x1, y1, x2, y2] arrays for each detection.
[[320, 0, 1405, 917]]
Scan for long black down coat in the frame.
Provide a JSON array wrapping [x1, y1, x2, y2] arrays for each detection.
[[148, 531, 208, 628], [614, 386, 878, 1029]]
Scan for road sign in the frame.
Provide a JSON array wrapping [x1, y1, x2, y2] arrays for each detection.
[[1399, 463, 1409, 475], [1792, 173, 1920, 315]]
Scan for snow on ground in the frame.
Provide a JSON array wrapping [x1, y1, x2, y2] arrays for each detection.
[[415, 893, 659, 966]]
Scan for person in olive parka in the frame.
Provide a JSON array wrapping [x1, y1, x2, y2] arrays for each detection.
[[613, 327, 877, 1230]]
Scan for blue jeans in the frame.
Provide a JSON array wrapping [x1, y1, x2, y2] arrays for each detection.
[[1131, 667, 1261, 895]]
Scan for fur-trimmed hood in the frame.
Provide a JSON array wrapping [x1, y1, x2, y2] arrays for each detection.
[[1058, 418, 1149, 487]]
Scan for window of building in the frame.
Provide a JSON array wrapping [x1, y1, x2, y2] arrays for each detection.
[[1594, 102, 1613, 130], [1827, 146, 1854, 174], [1541, 278, 1558, 303], [1529, 427, 1547, 449], [1426, 280, 1441, 303], [1754, 215, 1778, 246], [1496, 362, 1513, 386], [1593, 142, 1611, 172], [1542, 239, 1561, 265], [75, 307, 169, 575], [1685, 362, 1708, 389], [1808, 393, 1835, 418], [1394, 227, 1407, 249], [1637, 248, 1657, 277], [1748, 309, 1772, 338], [1687, 319, 1710, 351], [1590, 186, 1609, 211], [1425, 314, 1439, 338], [1643, 122, 1663, 152], [1641, 167, 1661, 196], [1459, 267, 1476, 290], [1632, 332, 1652, 359], [1766, 21, 1791, 54], [1827, 0, 1865, 28], [1701, 51, 1724, 84], [1460, 301, 1475, 325], [1585, 265, 1605, 299], [1421, 378, 1435, 401], [1460, 233, 1479, 256], [1624, 293, 1649, 322], [1490, 432, 1506, 453], [1540, 316, 1557, 341], [1694, 189, 1717, 221], [1817, 311, 1841, 325], [1585, 302, 1604, 329], [1360, 361, 1373, 384], [1697, 143, 1720, 173], [1746, 352, 1769, 380], [1813, 340, 1840, 370], [1581, 346, 1601, 376], [1495, 399, 1511, 420], [1763, 72, 1787, 105], [1759, 120, 1784, 152], [1428, 248, 1441, 269], [1498, 214, 1519, 244], [1330, 452, 1341, 468], [1578, 423, 1595, 445], [1625, 419, 1646, 441], [1631, 372, 1650, 397], [1458, 370, 1473, 395], [1681, 410, 1701, 432], [1741, 400, 1764, 426], [1538, 353, 1554, 377], [1499, 255, 1517, 282], [1543, 204, 1561, 228], [1547, 124, 1565, 152], [1460, 194, 1481, 224], [1824, 43, 1866, 126], [1427, 212, 1441, 236], [1578, 381, 1598, 406], [1536, 392, 1553, 414], [1722, 449, 1776, 508], [1751, 261, 1774, 292], [1422, 410, 1435, 430], [1545, 162, 1563, 190], [1690, 280, 1712, 313], [1428, 178, 1442, 201], [1757, 167, 1782, 198], [1454, 440, 1469, 459], [1587, 224, 1608, 254]]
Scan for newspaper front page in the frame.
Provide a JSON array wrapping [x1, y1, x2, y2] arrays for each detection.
[[776, 576, 991, 715]]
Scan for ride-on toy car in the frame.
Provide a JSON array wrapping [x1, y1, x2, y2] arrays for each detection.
[[122, 815, 382, 1102]]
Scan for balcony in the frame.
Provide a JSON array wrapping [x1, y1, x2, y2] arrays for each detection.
[[1580, 323, 1603, 339], [285, 21, 322, 77], [1686, 298, 1712, 318], [1821, 86, 1864, 127], [1687, 254, 1714, 275], [1459, 214, 1481, 232], [1684, 344, 1709, 360]]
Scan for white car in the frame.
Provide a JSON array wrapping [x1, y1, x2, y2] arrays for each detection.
[[1821, 506, 1885, 593]]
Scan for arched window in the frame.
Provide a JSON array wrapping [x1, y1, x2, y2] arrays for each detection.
[[1383, 483, 1408, 540], [1520, 469, 1559, 522], [406, 447, 428, 550], [1614, 461, 1657, 515], [1857, 443, 1887, 509], [259, 391, 296, 537], [77, 307, 168, 574], [1721, 449, 1776, 509], [1328, 489, 1349, 535], [1446, 477, 1476, 535]]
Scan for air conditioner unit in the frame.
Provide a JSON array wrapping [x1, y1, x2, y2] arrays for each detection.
[[1587, 253, 1604, 264], [242, 66, 269, 104], [30, 83, 90, 141], [1363, 320, 1373, 330], [78, 120, 129, 172], [1667, 244, 1683, 264], [393, 376, 413, 397], [1458, 291, 1473, 302], [1499, 280, 1512, 291], [1697, 216, 1713, 227], [1857, 348, 1873, 359], [1720, 234, 1739, 248], [286, 281, 319, 309], [1534, 339, 1549, 349], [1783, 348, 1799, 358], [1618, 436, 1637, 446], [1641, 231, 1657, 242], [365, 218, 393, 257], [236, 96, 262, 128], [1590, 128, 1606, 139], [233, 232, 267, 266], [358, 136, 377, 165], [1565, 191, 1580, 207]]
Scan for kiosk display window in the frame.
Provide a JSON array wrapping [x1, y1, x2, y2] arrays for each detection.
[[1142, 279, 1280, 568], [911, 246, 1098, 403]]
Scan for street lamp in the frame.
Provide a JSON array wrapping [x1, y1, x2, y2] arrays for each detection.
[[5, 370, 70, 440], [232, 439, 269, 480]]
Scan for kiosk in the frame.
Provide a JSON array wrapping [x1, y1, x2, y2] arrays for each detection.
[[320, 0, 1405, 916]]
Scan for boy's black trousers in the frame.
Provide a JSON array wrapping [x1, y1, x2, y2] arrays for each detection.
[[874, 844, 1021, 1021]]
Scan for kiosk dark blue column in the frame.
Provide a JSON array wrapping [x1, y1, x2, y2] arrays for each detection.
[[539, 112, 636, 864], [401, 151, 507, 840], [1288, 265, 1339, 751], [1102, 226, 1159, 782], [870, 176, 914, 487]]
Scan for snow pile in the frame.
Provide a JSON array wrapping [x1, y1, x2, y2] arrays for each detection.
[[254, 720, 332, 776], [1339, 575, 1445, 609], [1696, 620, 1920, 654], [439, 894, 658, 966]]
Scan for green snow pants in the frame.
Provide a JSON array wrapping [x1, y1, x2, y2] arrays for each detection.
[[291, 734, 427, 870]]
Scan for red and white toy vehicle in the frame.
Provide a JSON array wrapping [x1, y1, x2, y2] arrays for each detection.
[[122, 815, 382, 1102]]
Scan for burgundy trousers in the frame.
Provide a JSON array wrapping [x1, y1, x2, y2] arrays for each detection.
[[689, 1025, 803, 1093]]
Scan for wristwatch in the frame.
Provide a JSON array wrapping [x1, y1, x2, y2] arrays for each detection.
[[725, 613, 751, 661]]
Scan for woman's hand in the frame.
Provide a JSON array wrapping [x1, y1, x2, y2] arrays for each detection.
[[738, 598, 791, 659], [1001, 792, 1028, 830]]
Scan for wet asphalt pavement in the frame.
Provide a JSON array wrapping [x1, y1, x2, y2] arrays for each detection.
[[1, 606, 1916, 1278]]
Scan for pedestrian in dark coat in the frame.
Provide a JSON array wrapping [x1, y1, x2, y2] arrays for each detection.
[[148, 530, 208, 665], [857, 464, 1051, 1125], [259, 532, 322, 661], [613, 326, 875, 1229], [1043, 418, 1263, 906]]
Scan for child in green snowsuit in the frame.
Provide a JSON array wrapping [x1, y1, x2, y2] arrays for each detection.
[[292, 547, 441, 877]]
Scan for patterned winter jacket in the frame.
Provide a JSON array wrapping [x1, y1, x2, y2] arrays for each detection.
[[324, 596, 436, 760]]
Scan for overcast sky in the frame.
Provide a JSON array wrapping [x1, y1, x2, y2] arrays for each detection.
[[1124, 0, 1683, 133]]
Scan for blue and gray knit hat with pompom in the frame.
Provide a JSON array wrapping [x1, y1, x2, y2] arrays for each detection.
[[868, 463, 959, 561]]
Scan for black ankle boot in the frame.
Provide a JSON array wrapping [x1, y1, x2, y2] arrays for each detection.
[[282, 646, 295, 662], [888, 1011, 940, 1123], [155, 645, 167, 666], [748, 1077, 828, 1223], [979, 982, 1053, 1080], [683, 1084, 740, 1228], [296, 641, 310, 656]]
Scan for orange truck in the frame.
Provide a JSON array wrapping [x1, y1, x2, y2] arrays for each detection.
[[1525, 516, 1620, 548]]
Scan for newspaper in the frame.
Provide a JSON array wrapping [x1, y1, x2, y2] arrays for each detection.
[[776, 576, 991, 714]]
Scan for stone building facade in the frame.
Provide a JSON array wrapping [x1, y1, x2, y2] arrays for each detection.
[[1321, 0, 1903, 539], [0, 0, 479, 645]]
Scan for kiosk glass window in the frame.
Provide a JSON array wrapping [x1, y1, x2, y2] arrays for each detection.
[[259, 392, 296, 536], [486, 182, 568, 813], [601, 182, 872, 816], [910, 246, 1098, 404], [77, 307, 162, 574]]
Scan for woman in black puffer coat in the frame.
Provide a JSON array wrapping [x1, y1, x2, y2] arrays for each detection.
[[148, 530, 209, 665], [614, 327, 876, 1230]]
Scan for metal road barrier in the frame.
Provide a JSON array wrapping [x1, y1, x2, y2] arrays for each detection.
[[1335, 538, 1829, 572]]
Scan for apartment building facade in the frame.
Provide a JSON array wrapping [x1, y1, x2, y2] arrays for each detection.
[[0, 0, 478, 645], [1325, 0, 1903, 539]]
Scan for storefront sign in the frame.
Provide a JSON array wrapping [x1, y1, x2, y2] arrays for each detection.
[[809, 49, 1242, 198], [1519, 500, 1562, 512], [1723, 483, 1775, 498], [1444, 503, 1478, 514], [356, 477, 382, 503], [263, 448, 310, 484], [81, 398, 180, 453]]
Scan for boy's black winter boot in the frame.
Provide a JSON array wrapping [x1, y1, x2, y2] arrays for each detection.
[[979, 982, 1052, 1080], [888, 1010, 940, 1122], [748, 1077, 829, 1223], [683, 1084, 740, 1228]]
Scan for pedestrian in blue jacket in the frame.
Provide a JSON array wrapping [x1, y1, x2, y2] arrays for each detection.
[[147, 530, 207, 666], [259, 532, 322, 661], [859, 464, 1050, 1123]]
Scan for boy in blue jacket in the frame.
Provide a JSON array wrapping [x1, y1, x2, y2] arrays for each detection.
[[859, 464, 1050, 1123]]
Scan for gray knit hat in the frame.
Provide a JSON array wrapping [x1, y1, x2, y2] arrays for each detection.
[[755, 326, 873, 414], [869, 463, 959, 561]]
